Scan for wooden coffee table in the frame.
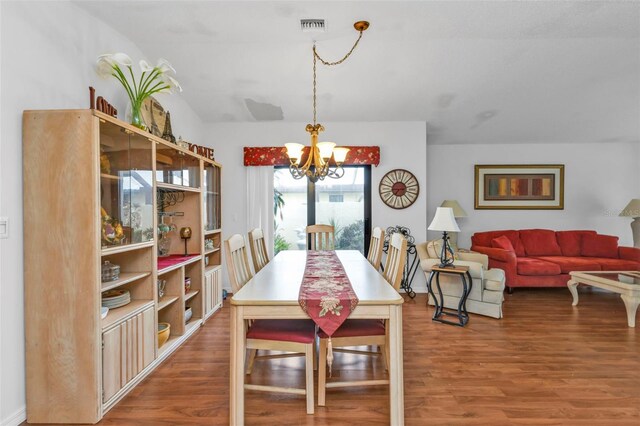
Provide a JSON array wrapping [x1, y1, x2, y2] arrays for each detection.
[[568, 271, 640, 327]]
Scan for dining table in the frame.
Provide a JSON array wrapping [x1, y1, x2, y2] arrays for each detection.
[[230, 250, 405, 425]]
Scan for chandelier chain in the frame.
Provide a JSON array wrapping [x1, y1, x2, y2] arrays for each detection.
[[311, 29, 365, 126]]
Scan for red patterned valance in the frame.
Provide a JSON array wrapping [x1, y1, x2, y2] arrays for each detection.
[[243, 146, 380, 167]]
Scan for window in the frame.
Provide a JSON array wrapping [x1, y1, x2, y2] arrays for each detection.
[[274, 166, 372, 255]]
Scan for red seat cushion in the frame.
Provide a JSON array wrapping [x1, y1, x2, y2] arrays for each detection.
[[520, 229, 562, 256], [492, 235, 515, 253], [586, 257, 640, 271], [318, 319, 385, 339], [581, 234, 619, 259], [534, 256, 602, 274], [517, 257, 562, 276], [247, 319, 316, 344], [556, 231, 597, 256]]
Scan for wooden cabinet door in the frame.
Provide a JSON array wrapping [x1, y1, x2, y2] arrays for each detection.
[[141, 307, 155, 369], [213, 268, 222, 308], [102, 326, 122, 402], [205, 270, 214, 315]]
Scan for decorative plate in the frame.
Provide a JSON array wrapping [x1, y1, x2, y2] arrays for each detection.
[[379, 169, 420, 209], [140, 96, 166, 137]]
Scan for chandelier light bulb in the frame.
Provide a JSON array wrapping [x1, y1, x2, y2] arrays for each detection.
[[285, 143, 304, 164], [333, 147, 350, 164]]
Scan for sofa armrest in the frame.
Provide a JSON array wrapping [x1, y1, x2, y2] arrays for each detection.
[[470, 246, 516, 263], [471, 246, 517, 288], [619, 246, 640, 263]]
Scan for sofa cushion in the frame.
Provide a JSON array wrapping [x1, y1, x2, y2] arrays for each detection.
[[534, 256, 602, 274], [492, 236, 515, 253], [556, 230, 597, 256], [581, 234, 619, 259], [517, 257, 562, 276], [471, 230, 525, 257], [520, 229, 562, 256], [586, 257, 640, 271]]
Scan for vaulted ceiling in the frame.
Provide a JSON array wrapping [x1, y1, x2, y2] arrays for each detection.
[[76, 1, 640, 145]]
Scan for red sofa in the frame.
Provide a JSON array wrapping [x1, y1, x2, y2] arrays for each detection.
[[470, 229, 640, 291]]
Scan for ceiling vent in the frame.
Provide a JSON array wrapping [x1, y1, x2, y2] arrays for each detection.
[[301, 19, 326, 33]]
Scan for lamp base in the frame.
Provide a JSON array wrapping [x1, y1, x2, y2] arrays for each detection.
[[438, 232, 456, 268], [632, 217, 640, 248]]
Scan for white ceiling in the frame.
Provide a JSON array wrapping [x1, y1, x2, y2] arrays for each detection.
[[76, 1, 640, 145]]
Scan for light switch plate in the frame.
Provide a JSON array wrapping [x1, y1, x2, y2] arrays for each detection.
[[0, 217, 8, 239]]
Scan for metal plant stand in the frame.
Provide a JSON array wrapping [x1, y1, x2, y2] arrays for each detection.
[[382, 225, 419, 298]]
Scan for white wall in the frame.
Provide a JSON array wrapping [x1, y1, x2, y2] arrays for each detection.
[[0, 2, 204, 424], [427, 142, 640, 249], [203, 121, 429, 293]]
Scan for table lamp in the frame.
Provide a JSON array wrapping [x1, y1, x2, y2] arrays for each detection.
[[440, 200, 467, 248], [428, 207, 460, 268], [620, 199, 640, 248]]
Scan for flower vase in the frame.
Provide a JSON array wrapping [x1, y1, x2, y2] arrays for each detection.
[[129, 98, 146, 130]]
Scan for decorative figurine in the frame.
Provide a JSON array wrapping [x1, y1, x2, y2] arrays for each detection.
[[180, 226, 192, 256], [162, 111, 176, 143]]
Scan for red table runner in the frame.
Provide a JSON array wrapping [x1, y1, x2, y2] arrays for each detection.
[[298, 251, 359, 373]]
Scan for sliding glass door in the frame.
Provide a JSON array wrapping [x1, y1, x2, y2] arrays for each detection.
[[274, 166, 371, 255]]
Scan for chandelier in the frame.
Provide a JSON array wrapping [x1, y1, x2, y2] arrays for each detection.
[[285, 21, 369, 182]]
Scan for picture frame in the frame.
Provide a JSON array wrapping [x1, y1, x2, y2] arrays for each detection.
[[474, 164, 564, 210]]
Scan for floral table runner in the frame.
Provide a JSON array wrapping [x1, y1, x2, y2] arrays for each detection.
[[298, 251, 359, 373]]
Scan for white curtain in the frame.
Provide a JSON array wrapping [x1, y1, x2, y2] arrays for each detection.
[[246, 166, 275, 258]]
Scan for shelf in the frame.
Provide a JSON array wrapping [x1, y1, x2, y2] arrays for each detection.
[[158, 254, 202, 275], [204, 229, 222, 236], [158, 296, 179, 311], [101, 173, 120, 181], [204, 247, 220, 255], [102, 241, 154, 256], [158, 335, 180, 357], [102, 300, 154, 332], [157, 181, 201, 193], [101, 272, 151, 292], [205, 191, 220, 195], [205, 265, 222, 274], [185, 289, 199, 302]]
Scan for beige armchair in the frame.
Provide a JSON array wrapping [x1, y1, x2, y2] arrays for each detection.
[[416, 241, 506, 319]]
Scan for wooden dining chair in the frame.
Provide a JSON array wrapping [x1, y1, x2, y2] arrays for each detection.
[[248, 228, 270, 274], [306, 224, 335, 250], [224, 234, 316, 414], [317, 232, 407, 406], [366, 226, 385, 270]]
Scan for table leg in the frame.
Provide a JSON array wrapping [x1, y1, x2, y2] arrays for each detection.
[[620, 294, 639, 328], [427, 271, 439, 316], [464, 271, 473, 316], [230, 305, 245, 425], [388, 304, 405, 425], [567, 280, 579, 306]]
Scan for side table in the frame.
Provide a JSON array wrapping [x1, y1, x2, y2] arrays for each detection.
[[427, 265, 473, 326]]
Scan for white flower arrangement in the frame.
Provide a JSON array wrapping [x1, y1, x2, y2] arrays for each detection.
[[96, 52, 182, 128]]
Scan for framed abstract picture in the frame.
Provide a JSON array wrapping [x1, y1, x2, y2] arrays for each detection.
[[474, 164, 564, 210]]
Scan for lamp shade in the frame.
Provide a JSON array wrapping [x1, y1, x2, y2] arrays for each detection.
[[428, 207, 460, 232], [440, 200, 467, 218], [620, 199, 640, 218]]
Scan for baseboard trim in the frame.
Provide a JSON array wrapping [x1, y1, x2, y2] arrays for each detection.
[[2, 407, 26, 426]]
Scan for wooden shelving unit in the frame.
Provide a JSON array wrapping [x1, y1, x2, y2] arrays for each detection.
[[23, 109, 223, 424]]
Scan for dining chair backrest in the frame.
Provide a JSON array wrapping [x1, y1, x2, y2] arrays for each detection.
[[306, 224, 335, 251], [224, 234, 254, 294], [367, 226, 385, 270], [248, 228, 270, 274], [383, 233, 408, 291]]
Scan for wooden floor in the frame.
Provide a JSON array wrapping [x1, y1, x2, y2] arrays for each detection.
[[36, 287, 640, 425]]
